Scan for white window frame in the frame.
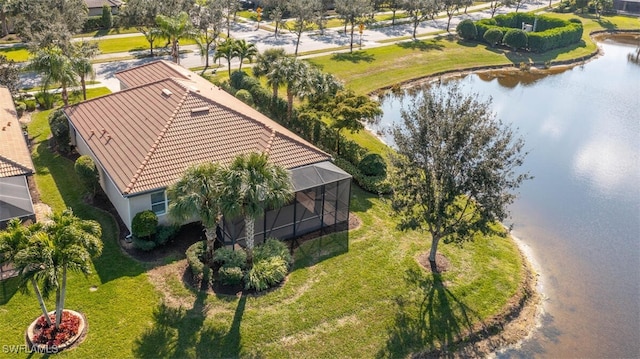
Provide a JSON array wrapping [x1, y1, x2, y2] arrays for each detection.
[[150, 191, 167, 215]]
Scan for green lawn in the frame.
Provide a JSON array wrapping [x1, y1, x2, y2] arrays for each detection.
[[0, 45, 29, 62], [2, 12, 636, 358], [0, 89, 160, 359], [0, 87, 524, 357], [309, 13, 640, 94]]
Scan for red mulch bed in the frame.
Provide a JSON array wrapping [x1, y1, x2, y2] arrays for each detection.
[[32, 311, 80, 347]]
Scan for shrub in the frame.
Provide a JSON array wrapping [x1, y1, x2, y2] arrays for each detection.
[[254, 238, 292, 268], [132, 236, 157, 251], [186, 241, 210, 284], [213, 247, 248, 269], [24, 99, 36, 112], [48, 109, 70, 153], [483, 28, 503, 48], [155, 224, 179, 246], [358, 153, 387, 177], [132, 210, 158, 239], [218, 266, 244, 286], [334, 157, 392, 195], [74, 155, 100, 196], [456, 19, 477, 40], [503, 29, 528, 51], [102, 5, 113, 29], [83, 16, 103, 32], [244, 257, 288, 291], [15, 101, 25, 117], [235, 89, 254, 106], [35, 92, 56, 110]]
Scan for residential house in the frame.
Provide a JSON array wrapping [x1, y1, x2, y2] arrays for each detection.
[[0, 87, 35, 229], [64, 60, 351, 246], [85, 0, 123, 17]]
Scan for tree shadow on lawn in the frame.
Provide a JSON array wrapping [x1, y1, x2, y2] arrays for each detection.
[[331, 51, 375, 63], [133, 290, 248, 359], [396, 39, 445, 52], [377, 267, 484, 358]]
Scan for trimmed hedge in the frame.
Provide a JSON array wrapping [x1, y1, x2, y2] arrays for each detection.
[[186, 241, 211, 284], [358, 153, 387, 177], [475, 13, 582, 53], [213, 247, 248, 270], [335, 157, 391, 195], [456, 19, 477, 40]]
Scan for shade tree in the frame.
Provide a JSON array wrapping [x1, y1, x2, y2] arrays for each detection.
[[390, 84, 530, 264]]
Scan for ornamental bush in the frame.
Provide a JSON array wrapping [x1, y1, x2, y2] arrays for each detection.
[[254, 238, 292, 268], [218, 266, 244, 286], [456, 19, 477, 40], [186, 241, 210, 284], [132, 210, 158, 239], [484, 28, 504, 48], [503, 29, 528, 51], [213, 247, 248, 269], [358, 153, 387, 177], [74, 155, 100, 196], [244, 256, 288, 291], [48, 109, 70, 153], [235, 89, 254, 106]]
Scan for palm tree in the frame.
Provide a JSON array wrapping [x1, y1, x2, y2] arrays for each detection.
[[219, 153, 293, 257], [44, 208, 102, 328], [70, 41, 99, 101], [214, 38, 239, 77], [156, 11, 195, 64], [235, 39, 258, 72], [270, 57, 314, 120], [28, 46, 77, 106], [252, 47, 287, 79], [0, 220, 52, 326], [167, 162, 224, 261]]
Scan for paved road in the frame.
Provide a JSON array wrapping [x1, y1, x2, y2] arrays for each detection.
[[19, 0, 559, 92]]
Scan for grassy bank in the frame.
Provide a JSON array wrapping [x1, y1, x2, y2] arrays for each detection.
[[308, 13, 639, 94]]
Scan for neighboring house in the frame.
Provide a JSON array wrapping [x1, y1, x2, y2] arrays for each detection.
[[0, 87, 35, 229], [85, 0, 123, 17], [64, 60, 351, 246]]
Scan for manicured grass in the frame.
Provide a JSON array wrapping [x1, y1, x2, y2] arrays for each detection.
[[0, 45, 29, 62], [0, 88, 161, 358], [132, 186, 523, 358], [308, 13, 640, 95]]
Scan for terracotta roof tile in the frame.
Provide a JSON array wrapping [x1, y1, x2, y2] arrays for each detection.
[[0, 87, 34, 177], [66, 61, 330, 196]]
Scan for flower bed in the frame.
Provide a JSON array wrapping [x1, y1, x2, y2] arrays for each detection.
[[26, 310, 86, 353]]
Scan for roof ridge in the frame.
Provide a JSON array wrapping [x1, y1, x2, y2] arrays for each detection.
[[0, 154, 33, 175], [262, 127, 277, 156], [124, 89, 189, 194]]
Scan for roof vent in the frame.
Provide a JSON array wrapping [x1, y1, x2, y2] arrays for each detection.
[[162, 88, 173, 96], [191, 106, 209, 115]]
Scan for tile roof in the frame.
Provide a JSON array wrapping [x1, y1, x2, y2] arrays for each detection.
[[65, 61, 331, 196], [0, 87, 34, 178], [84, 0, 122, 9]]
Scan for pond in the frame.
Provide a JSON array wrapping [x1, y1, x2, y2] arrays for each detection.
[[373, 36, 640, 358]]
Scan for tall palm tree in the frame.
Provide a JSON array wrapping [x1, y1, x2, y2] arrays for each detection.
[[156, 11, 195, 64], [252, 47, 287, 79], [235, 39, 257, 72], [268, 57, 313, 120], [219, 153, 293, 257], [28, 46, 77, 106], [70, 41, 99, 101], [44, 208, 102, 328], [167, 162, 224, 261], [0, 220, 52, 326], [214, 38, 239, 77]]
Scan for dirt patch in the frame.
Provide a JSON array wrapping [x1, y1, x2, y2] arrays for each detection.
[[417, 252, 451, 273]]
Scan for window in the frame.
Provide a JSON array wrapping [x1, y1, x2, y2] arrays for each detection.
[[150, 191, 166, 215]]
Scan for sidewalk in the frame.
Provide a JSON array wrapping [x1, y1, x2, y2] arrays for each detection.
[[19, 0, 561, 92]]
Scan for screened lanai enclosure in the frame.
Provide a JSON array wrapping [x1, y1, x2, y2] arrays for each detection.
[[219, 161, 352, 248]]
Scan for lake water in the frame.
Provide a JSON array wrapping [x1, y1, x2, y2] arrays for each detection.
[[373, 37, 640, 358]]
